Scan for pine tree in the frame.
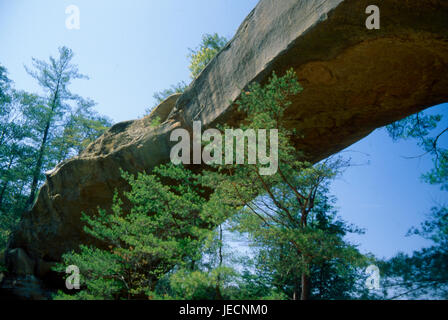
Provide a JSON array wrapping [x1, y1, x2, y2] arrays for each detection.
[[23, 47, 112, 208], [0, 67, 35, 250], [0, 53, 111, 259], [201, 69, 369, 300], [53, 164, 219, 300]]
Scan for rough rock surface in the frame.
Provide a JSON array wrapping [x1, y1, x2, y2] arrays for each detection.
[[3, 0, 448, 297]]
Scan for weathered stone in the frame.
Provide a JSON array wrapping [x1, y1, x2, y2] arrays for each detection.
[[3, 0, 448, 297], [35, 258, 56, 279], [0, 250, 4, 266], [5, 248, 35, 276], [0, 275, 50, 300]]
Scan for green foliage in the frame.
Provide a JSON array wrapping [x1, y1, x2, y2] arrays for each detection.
[[145, 33, 227, 116], [161, 267, 237, 300], [55, 69, 371, 300], [200, 69, 369, 299], [154, 222, 242, 300], [226, 178, 370, 300], [50, 98, 112, 162], [0, 51, 111, 263], [387, 113, 442, 141], [153, 82, 187, 104], [149, 116, 161, 128], [22, 47, 112, 207], [387, 112, 447, 190], [385, 109, 447, 299], [381, 206, 448, 299], [145, 81, 187, 115], [409, 205, 448, 247], [0, 64, 12, 105], [188, 33, 228, 79], [0, 66, 34, 253], [422, 150, 448, 191], [227, 267, 288, 300], [53, 164, 219, 300]]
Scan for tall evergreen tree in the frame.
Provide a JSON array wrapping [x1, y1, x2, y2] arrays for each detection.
[[0, 53, 111, 257], [0, 67, 35, 250], [50, 98, 111, 164], [201, 70, 369, 300], [234, 191, 372, 300], [53, 164, 219, 300], [23, 47, 112, 208], [54, 69, 372, 301]]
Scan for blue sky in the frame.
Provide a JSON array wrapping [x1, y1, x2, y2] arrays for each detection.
[[0, 0, 258, 120], [330, 108, 447, 259], [0, 0, 446, 259]]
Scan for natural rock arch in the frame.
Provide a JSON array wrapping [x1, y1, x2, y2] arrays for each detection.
[[2, 0, 447, 297]]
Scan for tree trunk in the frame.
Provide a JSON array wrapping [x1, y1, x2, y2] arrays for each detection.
[[300, 272, 310, 300], [215, 225, 224, 300], [300, 206, 310, 300], [26, 120, 51, 209], [26, 84, 60, 210], [0, 156, 14, 210], [293, 279, 299, 300], [0, 180, 9, 211]]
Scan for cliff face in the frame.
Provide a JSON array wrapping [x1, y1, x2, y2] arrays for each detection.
[[3, 0, 448, 297]]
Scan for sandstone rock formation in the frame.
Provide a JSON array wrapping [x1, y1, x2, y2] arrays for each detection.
[[3, 0, 448, 298]]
